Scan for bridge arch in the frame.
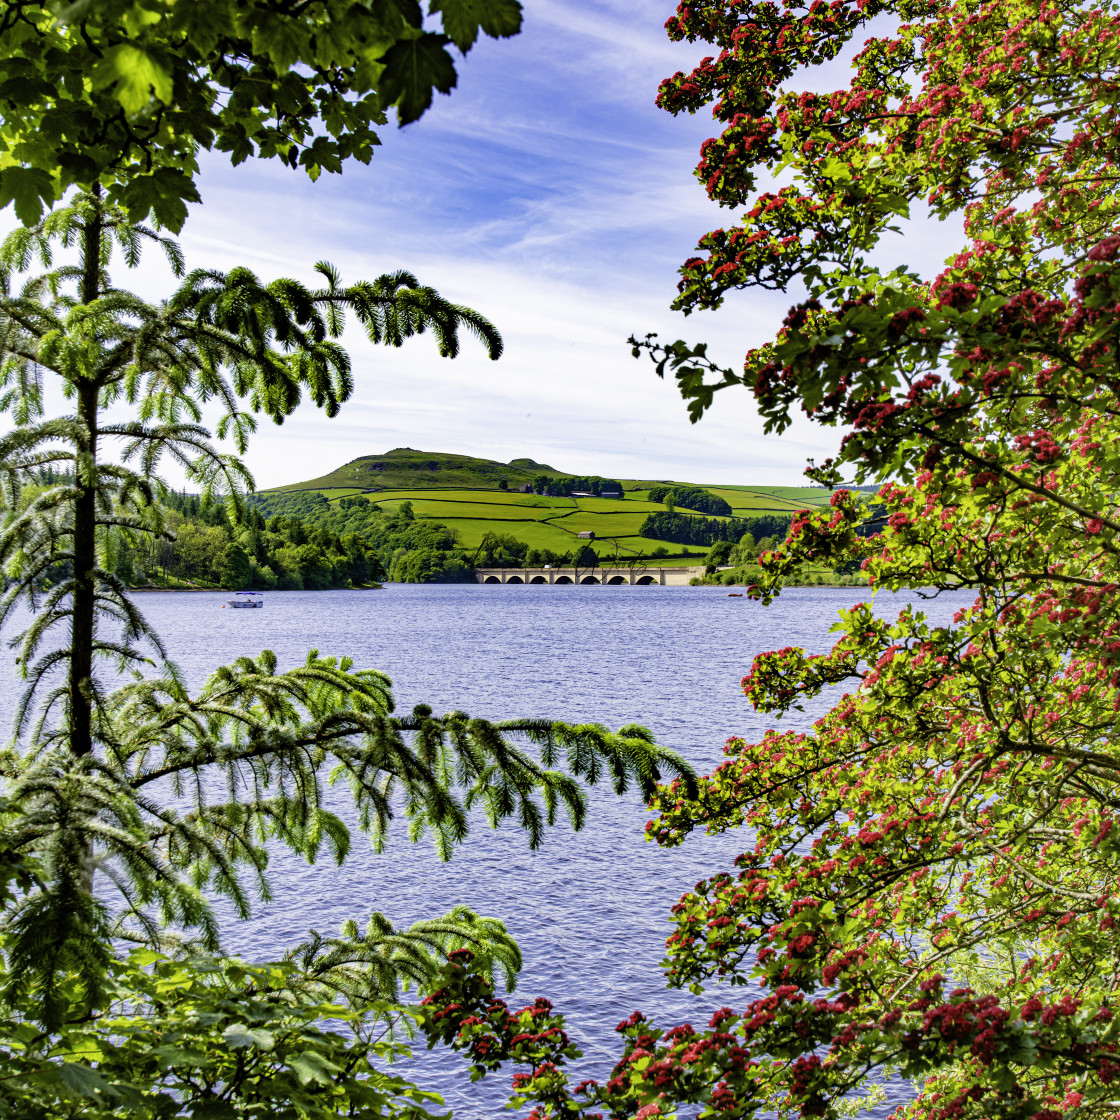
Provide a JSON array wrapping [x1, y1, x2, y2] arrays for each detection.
[[554, 575, 573, 584], [530, 575, 548, 584], [484, 576, 501, 584], [606, 575, 626, 585], [635, 575, 656, 585], [580, 575, 600, 584], [507, 575, 523, 584]]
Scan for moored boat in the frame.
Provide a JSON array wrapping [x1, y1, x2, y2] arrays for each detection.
[[227, 591, 264, 608]]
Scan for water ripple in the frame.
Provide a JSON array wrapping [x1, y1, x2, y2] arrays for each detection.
[[1, 583, 969, 1117]]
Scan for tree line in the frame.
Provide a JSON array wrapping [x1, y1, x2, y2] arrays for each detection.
[[529, 474, 623, 497], [65, 484, 723, 591], [645, 483, 732, 516], [27, 486, 388, 591], [639, 509, 791, 547]]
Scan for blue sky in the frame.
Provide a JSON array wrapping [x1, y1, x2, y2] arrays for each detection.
[[134, 1, 954, 489]]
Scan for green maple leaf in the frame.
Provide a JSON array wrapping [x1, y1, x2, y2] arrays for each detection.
[[115, 169, 200, 233], [222, 1023, 277, 1050], [0, 167, 55, 224], [93, 44, 173, 116], [379, 34, 457, 125], [432, 0, 523, 51], [53, 1062, 110, 1097], [288, 1050, 341, 1086]]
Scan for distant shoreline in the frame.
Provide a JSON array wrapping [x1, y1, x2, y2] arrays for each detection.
[[128, 584, 386, 594], [126, 580, 863, 593]]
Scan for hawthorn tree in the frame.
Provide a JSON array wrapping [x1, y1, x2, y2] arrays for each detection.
[[417, 1, 1120, 1118]]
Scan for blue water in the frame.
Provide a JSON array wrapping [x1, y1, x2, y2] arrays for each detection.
[[1, 583, 969, 1116]]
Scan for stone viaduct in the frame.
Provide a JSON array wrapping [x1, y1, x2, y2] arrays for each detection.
[[474, 566, 703, 586]]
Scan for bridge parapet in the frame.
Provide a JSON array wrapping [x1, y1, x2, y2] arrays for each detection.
[[473, 566, 703, 586]]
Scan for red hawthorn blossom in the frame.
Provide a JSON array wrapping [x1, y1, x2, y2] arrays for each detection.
[[428, 1, 1120, 1119]]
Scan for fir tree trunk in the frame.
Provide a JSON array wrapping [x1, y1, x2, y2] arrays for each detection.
[[69, 199, 102, 759]]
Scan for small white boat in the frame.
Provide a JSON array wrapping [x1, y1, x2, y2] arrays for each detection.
[[227, 591, 264, 609]]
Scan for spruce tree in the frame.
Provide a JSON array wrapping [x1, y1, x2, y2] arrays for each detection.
[[0, 192, 693, 1074]]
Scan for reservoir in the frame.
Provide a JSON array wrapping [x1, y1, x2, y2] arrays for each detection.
[[0, 583, 969, 1115]]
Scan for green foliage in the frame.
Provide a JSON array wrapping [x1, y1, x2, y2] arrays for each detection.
[[218, 543, 252, 590], [572, 542, 599, 568], [249, 491, 469, 584], [639, 511, 756, 547], [730, 512, 792, 543], [532, 473, 623, 498], [704, 539, 733, 568], [389, 547, 472, 583], [432, 0, 523, 50], [0, 0, 524, 228], [142, 496, 387, 589], [525, 546, 571, 567], [0, 949, 450, 1119], [646, 484, 731, 517], [474, 530, 529, 568]]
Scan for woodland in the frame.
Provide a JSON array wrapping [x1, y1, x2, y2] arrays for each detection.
[[69, 485, 800, 588], [0, 0, 1115, 1119]]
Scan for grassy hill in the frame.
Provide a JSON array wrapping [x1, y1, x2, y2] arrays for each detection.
[[270, 448, 565, 493], [260, 449, 842, 562]]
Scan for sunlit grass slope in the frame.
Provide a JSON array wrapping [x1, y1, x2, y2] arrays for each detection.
[[270, 448, 562, 492], [262, 450, 837, 562], [364, 491, 674, 556]]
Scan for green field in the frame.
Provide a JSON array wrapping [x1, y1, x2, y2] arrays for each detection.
[[372, 497, 563, 522], [741, 486, 834, 505], [262, 450, 840, 560], [700, 487, 825, 513], [356, 490, 677, 555], [360, 487, 571, 505], [620, 487, 821, 516], [550, 511, 649, 535], [432, 518, 584, 553], [312, 487, 371, 500]]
